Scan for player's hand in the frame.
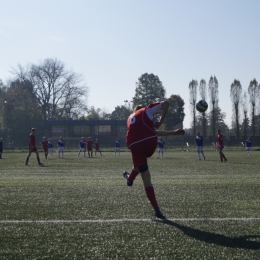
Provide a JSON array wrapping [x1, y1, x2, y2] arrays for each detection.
[[153, 121, 161, 129], [176, 129, 185, 135]]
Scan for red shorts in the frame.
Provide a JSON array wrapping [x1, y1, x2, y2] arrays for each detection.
[[87, 147, 92, 151], [130, 137, 157, 168], [29, 146, 37, 153]]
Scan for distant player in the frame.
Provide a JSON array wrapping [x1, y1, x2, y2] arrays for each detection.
[[25, 128, 43, 166], [194, 131, 205, 160], [217, 129, 227, 162], [78, 137, 86, 157], [95, 139, 103, 156], [0, 138, 3, 159], [115, 138, 120, 155], [58, 136, 65, 158], [48, 139, 53, 155], [41, 137, 49, 159], [157, 137, 165, 159], [245, 137, 252, 156], [86, 137, 93, 158]]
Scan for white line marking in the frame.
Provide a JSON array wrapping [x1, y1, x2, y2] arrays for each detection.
[[1, 218, 260, 224]]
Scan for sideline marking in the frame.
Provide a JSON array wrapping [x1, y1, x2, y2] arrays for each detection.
[[1, 218, 260, 224]]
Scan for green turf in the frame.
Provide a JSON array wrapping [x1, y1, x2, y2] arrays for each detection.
[[0, 150, 260, 259]]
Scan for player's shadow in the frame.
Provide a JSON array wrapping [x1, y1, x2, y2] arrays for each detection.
[[153, 219, 260, 250]]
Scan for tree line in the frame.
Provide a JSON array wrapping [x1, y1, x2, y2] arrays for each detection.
[[0, 58, 185, 146], [189, 76, 260, 139], [1, 58, 260, 146]]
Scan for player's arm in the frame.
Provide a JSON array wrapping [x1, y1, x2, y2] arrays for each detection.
[[153, 100, 169, 129], [156, 129, 185, 136]]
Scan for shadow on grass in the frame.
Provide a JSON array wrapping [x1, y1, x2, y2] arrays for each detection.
[[153, 219, 260, 250]]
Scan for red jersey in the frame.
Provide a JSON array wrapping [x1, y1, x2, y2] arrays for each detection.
[[95, 142, 100, 150], [42, 140, 48, 149], [126, 102, 162, 148], [86, 140, 93, 149], [29, 134, 36, 148], [217, 133, 224, 146]]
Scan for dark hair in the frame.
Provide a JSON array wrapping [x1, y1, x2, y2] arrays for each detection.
[[134, 104, 145, 111]]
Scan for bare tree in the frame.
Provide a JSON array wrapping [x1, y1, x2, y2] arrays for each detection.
[[189, 79, 198, 136], [208, 75, 219, 137], [199, 79, 207, 137], [248, 79, 259, 136], [230, 79, 242, 140], [241, 91, 249, 137], [12, 58, 88, 120]]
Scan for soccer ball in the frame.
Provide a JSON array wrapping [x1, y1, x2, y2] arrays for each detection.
[[196, 100, 208, 113]]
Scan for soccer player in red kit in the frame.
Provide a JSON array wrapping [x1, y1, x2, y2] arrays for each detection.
[[95, 139, 103, 156], [86, 137, 93, 158], [217, 129, 227, 162], [25, 128, 43, 166], [41, 137, 49, 159], [122, 100, 185, 219]]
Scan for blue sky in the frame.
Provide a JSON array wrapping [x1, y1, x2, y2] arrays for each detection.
[[1, 0, 260, 128]]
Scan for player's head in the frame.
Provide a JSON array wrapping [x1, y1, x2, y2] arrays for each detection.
[[60, 136, 63, 140], [88, 137, 91, 140], [31, 128, 36, 132], [134, 104, 145, 111], [248, 136, 250, 140], [81, 137, 84, 140], [49, 139, 51, 142], [43, 137, 45, 140], [197, 131, 200, 136], [0, 138, 2, 141], [217, 129, 221, 134]]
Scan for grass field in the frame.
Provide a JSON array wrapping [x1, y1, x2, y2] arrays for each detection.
[[1, 149, 260, 259]]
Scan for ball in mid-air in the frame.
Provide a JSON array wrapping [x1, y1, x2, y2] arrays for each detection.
[[196, 100, 208, 113]]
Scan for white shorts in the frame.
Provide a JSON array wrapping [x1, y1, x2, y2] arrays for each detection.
[[196, 146, 203, 151], [58, 147, 64, 152], [158, 148, 164, 152], [48, 148, 53, 152], [79, 148, 86, 152], [246, 147, 251, 151], [115, 148, 120, 151]]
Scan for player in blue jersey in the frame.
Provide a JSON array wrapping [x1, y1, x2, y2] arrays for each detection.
[[157, 137, 165, 159], [115, 138, 120, 155], [194, 132, 205, 160], [58, 136, 65, 158], [245, 137, 252, 156], [78, 137, 86, 157], [48, 139, 53, 155]]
